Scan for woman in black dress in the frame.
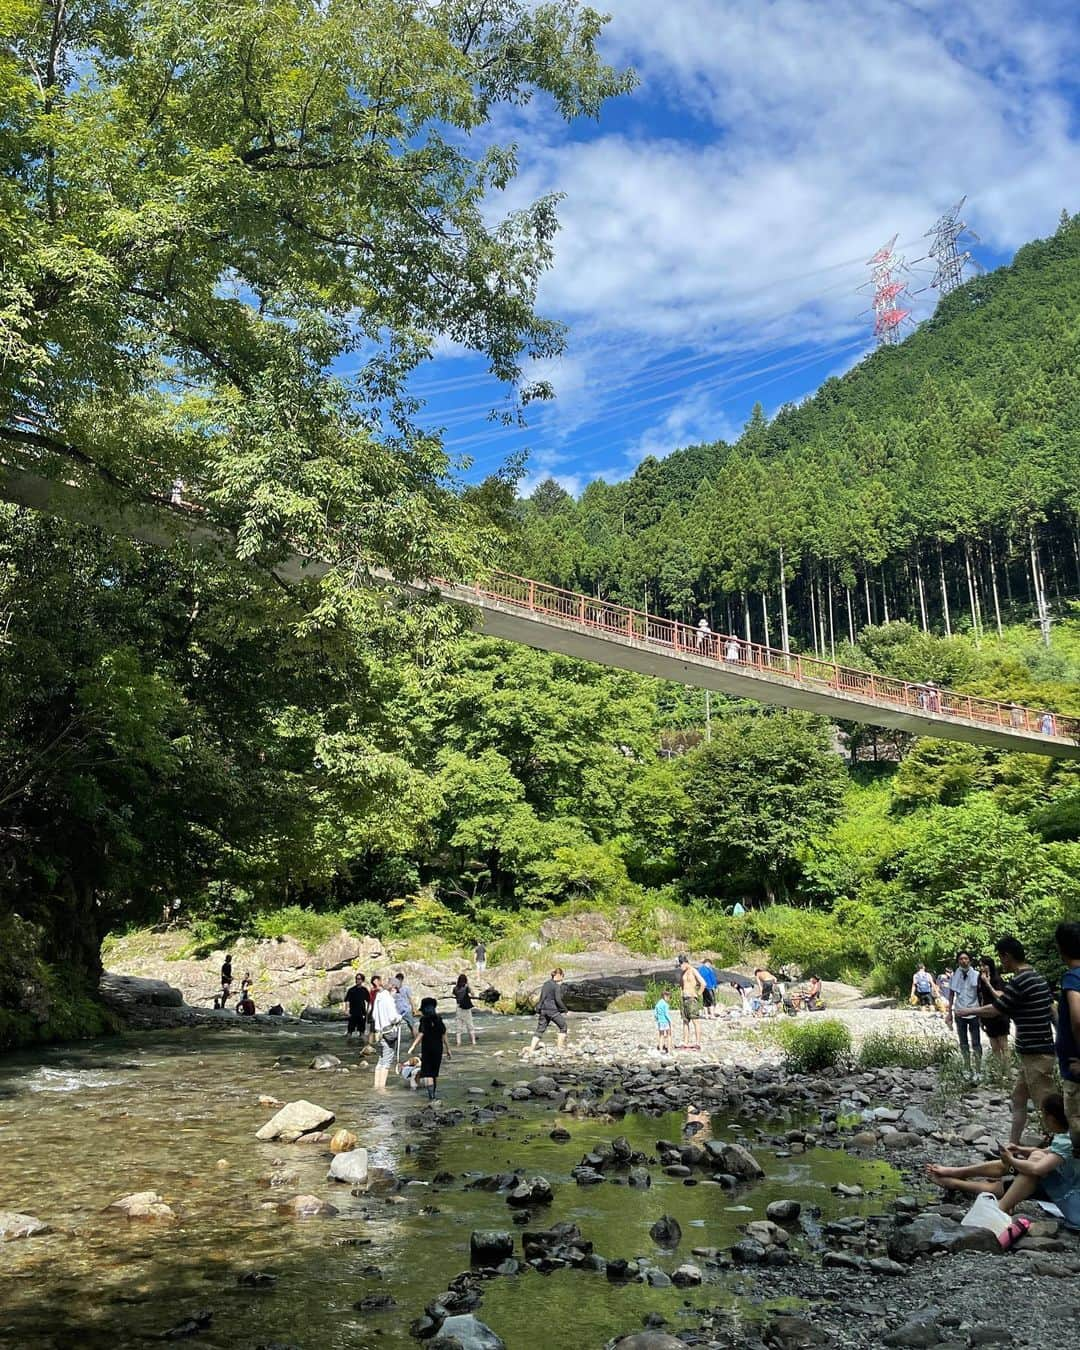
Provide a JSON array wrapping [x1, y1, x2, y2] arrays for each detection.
[[408, 997, 450, 1101], [977, 956, 1011, 1062]]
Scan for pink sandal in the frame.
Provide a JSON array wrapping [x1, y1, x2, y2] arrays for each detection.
[[997, 1215, 1032, 1250]]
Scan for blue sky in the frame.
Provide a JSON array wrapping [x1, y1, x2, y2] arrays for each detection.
[[411, 0, 1080, 496]]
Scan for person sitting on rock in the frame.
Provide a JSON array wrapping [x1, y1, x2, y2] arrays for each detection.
[[803, 975, 823, 1011], [925, 1093, 1080, 1237], [237, 993, 255, 1016]]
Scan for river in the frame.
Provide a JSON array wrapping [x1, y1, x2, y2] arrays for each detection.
[[0, 1016, 901, 1349]]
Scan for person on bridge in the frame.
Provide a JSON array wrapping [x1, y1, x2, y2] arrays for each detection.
[[723, 636, 741, 663], [1039, 711, 1057, 735], [695, 617, 713, 653]]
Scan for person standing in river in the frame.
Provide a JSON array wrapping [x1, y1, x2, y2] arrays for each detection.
[[408, 996, 451, 1101], [526, 968, 568, 1054], [344, 972, 370, 1042], [452, 974, 477, 1047], [371, 975, 401, 1093]]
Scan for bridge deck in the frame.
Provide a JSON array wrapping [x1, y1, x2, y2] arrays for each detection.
[[3, 466, 1078, 759]]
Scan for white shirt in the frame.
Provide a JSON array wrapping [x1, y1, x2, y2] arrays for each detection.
[[948, 965, 980, 1009], [372, 988, 399, 1033]]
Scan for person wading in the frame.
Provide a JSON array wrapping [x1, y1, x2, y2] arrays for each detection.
[[344, 973, 369, 1042], [452, 974, 477, 1047], [527, 968, 568, 1054], [371, 975, 401, 1094], [677, 956, 706, 1050], [958, 936, 1056, 1144], [408, 997, 451, 1101]]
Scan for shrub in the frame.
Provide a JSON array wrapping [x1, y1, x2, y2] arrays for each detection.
[[336, 901, 391, 940], [857, 1029, 955, 1070], [252, 906, 343, 951], [773, 1018, 852, 1073], [740, 901, 878, 981]]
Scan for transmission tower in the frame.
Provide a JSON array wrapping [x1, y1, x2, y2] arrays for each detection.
[[862, 234, 912, 346], [924, 196, 980, 299]]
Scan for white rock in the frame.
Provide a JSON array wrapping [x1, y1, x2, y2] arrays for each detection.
[[328, 1148, 369, 1185], [0, 1211, 50, 1241], [255, 1099, 335, 1142], [106, 1191, 176, 1220]]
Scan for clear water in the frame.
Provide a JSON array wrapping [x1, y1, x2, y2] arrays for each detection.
[[0, 1020, 901, 1349]]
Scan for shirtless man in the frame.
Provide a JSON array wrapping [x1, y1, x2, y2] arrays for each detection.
[[677, 955, 707, 1050]]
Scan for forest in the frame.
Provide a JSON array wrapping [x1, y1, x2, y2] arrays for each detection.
[[510, 214, 1080, 662], [2, 2, 1079, 1047]]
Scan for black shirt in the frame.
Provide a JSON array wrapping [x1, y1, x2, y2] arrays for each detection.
[[537, 979, 566, 1015], [992, 967, 1055, 1055], [453, 983, 473, 1009], [345, 984, 369, 1015]]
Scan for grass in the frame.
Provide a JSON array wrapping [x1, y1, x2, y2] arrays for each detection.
[[856, 1028, 956, 1070]]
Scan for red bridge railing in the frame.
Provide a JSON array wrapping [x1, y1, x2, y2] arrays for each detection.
[[465, 570, 1079, 743]]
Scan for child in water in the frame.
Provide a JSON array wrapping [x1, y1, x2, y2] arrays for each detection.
[[654, 988, 673, 1054], [398, 1056, 422, 1089]]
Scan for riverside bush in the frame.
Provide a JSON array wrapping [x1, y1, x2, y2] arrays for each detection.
[[857, 1029, 955, 1070], [774, 1018, 852, 1073]]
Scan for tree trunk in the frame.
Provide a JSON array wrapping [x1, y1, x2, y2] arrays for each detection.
[[846, 586, 855, 644], [915, 554, 929, 631], [880, 568, 890, 624], [827, 566, 836, 658], [963, 539, 981, 645], [937, 540, 952, 637], [987, 542, 1004, 637], [743, 591, 751, 644], [863, 571, 873, 627], [1029, 528, 1051, 647], [808, 569, 820, 657], [1072, 523, 1080, 592], [778, 545, 790, 655], [761, 592, 771, 648]]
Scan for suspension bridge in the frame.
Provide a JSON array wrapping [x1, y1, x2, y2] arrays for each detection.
[[3, 465, 1078, 759]]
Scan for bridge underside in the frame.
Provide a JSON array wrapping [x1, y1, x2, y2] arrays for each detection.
[[3, 465, 1078, 760]]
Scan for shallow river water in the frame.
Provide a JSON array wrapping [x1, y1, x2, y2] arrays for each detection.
[[0, 1017, 901, 1349]]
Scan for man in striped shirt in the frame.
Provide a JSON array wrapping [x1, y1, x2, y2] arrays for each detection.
[[959, 936, 1056, 1144]]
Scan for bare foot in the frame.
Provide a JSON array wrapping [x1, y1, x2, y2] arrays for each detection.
[[926, 1164, 958, 1184]]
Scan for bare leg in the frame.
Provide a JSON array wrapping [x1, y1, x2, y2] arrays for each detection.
[[690, 1018, 701, 1048], [997, 1172, 1038, 1214], [930, 1177, 1005, 1197], [990, 1035, 1010, 1062], [927, 1160, 1007, 1182], [1009, 1077, 1029, 1145], [556, 1031, 567, 1051]]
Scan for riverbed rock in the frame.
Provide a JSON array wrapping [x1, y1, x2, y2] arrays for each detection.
[[881, 1308, 946, 1348], [670, 1262, 702, 1287], [764, 1314, 830, 1348], [313, 929, 367, 971], [106, 1191, 175, 1220], [766, 1199, 801, 1223], [327, 1148, 369, 1185], [470, 1231, 514, 1265], [527, 1076, 559, 1098], [887, 1214, 999, 1263], [329, 1128, 358, 1153], [613, 1336, 687, 1350], [0, 1211, 50, 1241], [309, 1054, 342, 1071], [429, 1314, 506, 1349], [720, 1141, 765, 1178], [900, 1105, 937, 1134], [507, 1176, 553, 1207], [745, 1219, 788, 1247], [649, 1215, 681, 1248], [255, 1099, 335, 1142], [277, 1193, 338, 1217]]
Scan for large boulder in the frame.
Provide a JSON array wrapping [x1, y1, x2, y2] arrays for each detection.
[[99, 973, 183, 1008], [261, 937, 310, 972], [106, 1191, 175, 1220], [888, 1214, 1000, 1262], [328, 1149, 369, 1185], [720, 1142, 765, 1179], [0, 1211, 50, 1241], [429, 1315, 506, 1349], [313, 929, 365, 971], [255, 1100, 335, 1142]]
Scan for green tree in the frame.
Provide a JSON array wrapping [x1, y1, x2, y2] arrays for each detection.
[[678, 713, 847, 902]]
